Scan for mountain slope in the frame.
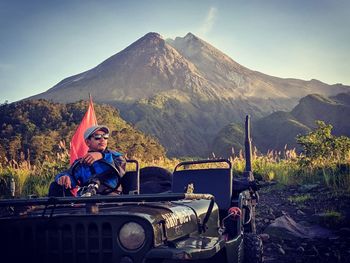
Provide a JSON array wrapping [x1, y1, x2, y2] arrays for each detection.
[[28, 32, 350, 156], [31, 32, 349, 103], [31, 33, 208, 102], [213, 92, 350, 157], [291, 94, 350, 134], [168, 33, 348, 101]]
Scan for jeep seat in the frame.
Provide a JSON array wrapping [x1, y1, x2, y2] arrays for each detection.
[[121, 159, 140, 194], [172, 159, 233, 210]]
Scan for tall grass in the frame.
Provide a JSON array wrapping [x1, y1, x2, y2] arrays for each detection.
[[229, 148, 300, 185], [0, 162, 32, 197], [0, 142, 69, 198], [1, 145, 349, 198], [229, 147, 350, 190]]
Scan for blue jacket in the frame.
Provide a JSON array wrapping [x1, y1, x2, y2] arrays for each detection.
[[55, 150, 126, 190]]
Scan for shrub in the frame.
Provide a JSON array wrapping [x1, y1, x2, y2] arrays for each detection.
[[297, 121, 350, 167]]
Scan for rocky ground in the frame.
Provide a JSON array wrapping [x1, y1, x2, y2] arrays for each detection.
[[255, 182, 350, 263]]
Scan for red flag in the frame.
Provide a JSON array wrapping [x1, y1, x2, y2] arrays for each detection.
[[69, 96, 98, 164]]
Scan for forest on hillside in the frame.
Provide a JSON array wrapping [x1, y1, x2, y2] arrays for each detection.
[[0, 99, 166, 164]]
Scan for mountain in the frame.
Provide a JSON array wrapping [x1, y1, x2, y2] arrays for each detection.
[[213, 92, 350, 157], [29, 32, 350, 157]]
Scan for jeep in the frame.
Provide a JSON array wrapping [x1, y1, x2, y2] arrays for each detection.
[[0, 116, 262, 263]]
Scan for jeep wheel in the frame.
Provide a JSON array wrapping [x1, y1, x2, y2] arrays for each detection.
[[140, 166, 172, 194], [244, 233, 263, 263]]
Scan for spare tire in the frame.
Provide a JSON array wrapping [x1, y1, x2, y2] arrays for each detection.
[[140, 166, 172, 194]]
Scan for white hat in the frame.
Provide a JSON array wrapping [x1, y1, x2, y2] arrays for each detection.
[[84, 125, 110, 140]]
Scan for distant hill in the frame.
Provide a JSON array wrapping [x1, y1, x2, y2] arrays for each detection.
[[210, 123, 245, 157], [28, 32, 350, 157], [290, 94, 350, 132], [212, 92, 350, 157], [0, 100, 166, 163]]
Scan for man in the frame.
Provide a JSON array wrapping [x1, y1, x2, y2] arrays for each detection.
[[49, 125, 126, 197]]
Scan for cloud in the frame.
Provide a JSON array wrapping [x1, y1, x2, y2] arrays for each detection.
[[199, 7, 217, 36]]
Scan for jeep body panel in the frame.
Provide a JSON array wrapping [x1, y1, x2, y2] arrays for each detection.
[[0, 194, 224, 263]]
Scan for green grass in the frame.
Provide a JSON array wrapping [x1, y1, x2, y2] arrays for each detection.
[[317, 210, 345, 229], [288, 193, 312, 204], [1, 147, 349, 198]]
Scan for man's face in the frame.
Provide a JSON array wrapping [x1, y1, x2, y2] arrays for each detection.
[[85, 130, 108, 152]]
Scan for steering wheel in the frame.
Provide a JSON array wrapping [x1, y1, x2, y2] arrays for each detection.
[[70, 159, 122, 194]]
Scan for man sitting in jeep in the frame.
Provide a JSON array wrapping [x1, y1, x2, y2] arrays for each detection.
[[48, 125, 126, 197]]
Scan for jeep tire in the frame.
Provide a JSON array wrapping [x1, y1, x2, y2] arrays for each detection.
[[243, 233, 263, 263], [140, 166, 172, 194]]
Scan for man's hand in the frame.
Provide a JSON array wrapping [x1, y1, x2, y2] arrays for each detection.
[[81, 152, 103, 165], [57, 175, 72, 189]]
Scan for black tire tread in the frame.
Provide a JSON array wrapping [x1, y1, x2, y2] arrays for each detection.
[[244, 233, 263, 263]]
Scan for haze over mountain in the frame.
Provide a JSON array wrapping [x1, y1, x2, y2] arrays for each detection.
[[29, 32, 349, 156]]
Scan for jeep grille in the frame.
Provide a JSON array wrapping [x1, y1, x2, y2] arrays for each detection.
[[0, 216, 153, 263]]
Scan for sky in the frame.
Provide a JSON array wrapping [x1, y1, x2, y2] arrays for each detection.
[[1, 0, 349, 103]]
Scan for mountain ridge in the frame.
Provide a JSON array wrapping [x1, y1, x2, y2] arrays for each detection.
[[31, 32, 349, 103], [212, 92, 350, 157]]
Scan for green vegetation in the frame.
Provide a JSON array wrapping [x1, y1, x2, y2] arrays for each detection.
[[316, 210, 345, 229], [0, 152, 69, 197], [288, 194, 312, 204], [0, 99, 166, 164], [0, 99, 349, 198], [229, 120, 349, 190], [0, 99, 168, 198], [297, 121, 350, 167], [296, 121, 350, 189]]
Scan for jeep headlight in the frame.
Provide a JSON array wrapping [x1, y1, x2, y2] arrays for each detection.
[[119, 222, 145, 250]]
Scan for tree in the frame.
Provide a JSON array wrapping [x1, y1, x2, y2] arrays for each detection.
[[297, 121, 350, 166], [7, 135, 22, 161]]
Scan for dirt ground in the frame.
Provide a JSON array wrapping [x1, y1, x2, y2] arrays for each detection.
[[255, 182, 350, 263]]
